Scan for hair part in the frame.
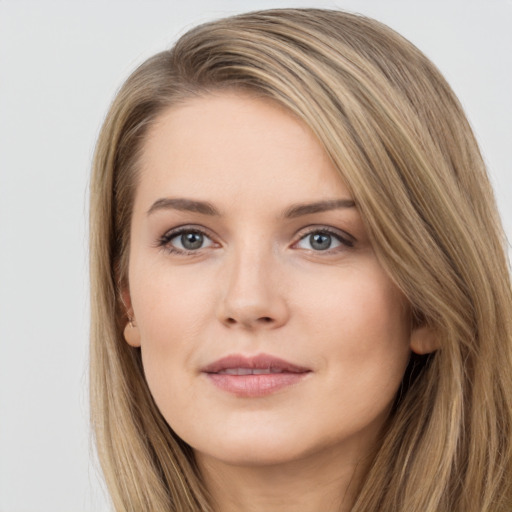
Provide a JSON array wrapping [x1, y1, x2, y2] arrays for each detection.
[[90, 8, 512, 511]]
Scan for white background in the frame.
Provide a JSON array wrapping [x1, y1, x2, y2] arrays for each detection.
[[0, 1, 510, 511]]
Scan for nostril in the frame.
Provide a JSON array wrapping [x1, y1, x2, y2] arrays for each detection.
[[224, 316, 274, 326]]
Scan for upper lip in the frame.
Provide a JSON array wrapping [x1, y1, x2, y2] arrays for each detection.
[[201, 353, 311, 374]]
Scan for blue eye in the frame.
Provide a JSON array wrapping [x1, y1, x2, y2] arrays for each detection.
[[160, 229, 214, 253], [296, 229, 353, 252]]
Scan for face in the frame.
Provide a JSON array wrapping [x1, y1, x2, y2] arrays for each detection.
[[125, 92, 419, 470]]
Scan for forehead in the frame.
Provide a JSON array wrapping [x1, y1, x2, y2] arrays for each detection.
[[135, 92, 351, 212]]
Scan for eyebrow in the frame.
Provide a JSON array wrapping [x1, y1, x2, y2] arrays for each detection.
[[147, 198, 219, 216], [283, 199, 356, 218], [147, 197, 356, 218]]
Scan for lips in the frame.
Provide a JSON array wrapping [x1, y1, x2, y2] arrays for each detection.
[[217, 367, 287, 375], [201, 354, 311, 397]]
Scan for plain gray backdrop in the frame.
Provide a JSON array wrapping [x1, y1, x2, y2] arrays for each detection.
[[0, 1, 510, 511]]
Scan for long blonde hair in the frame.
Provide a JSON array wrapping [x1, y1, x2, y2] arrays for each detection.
[[90, 9, 512, 511]]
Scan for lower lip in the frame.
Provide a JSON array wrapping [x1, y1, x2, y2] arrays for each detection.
[[205, 372, 309, 397]]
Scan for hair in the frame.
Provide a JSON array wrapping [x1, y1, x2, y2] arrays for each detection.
[[89, 8, 512, 511]]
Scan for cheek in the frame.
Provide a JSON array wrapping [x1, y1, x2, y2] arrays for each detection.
[[131, 261, 216, 338], [128, 262, 220, 404], [301, 258, 408, 339], [300, 262, 411, 386]]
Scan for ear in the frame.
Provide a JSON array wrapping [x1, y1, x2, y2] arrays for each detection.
[[120, 283, 133, 312], [120, 286, 141, 348], [409, 324, 439, 355]]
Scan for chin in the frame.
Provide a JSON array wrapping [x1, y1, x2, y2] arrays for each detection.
[[189, 425, 311, 468], [199, 444, 305, 468]]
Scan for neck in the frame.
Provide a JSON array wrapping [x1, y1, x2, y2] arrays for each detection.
[[197, 445, 372, 512]]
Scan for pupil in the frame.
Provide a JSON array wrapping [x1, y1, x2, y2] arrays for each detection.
[[181, 232, 203, 250], [310, 233, 331, 250]]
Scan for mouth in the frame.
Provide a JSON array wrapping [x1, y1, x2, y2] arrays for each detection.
[[201, 353, 311, 397]]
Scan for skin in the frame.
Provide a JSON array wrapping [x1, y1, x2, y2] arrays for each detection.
[[124, 92, 432, 511]]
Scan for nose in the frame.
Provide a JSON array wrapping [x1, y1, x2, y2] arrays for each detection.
[[216, 243, 289, 330]]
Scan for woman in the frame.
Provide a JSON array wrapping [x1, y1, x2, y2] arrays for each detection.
[[89, 8, 512, 511]]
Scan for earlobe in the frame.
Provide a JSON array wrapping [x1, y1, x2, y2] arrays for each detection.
[[410, 325, 439, 355], [123, 319, 141, 347], [120, 287, 141, 347]]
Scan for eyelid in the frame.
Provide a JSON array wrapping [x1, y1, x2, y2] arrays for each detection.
[[292, 225, 355, 250], [156, 224, 219, 254]]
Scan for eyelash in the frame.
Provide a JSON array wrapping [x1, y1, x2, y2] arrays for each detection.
[[294, 227, 355, 252], [156, 225, 355, 256], [157, 226, 216, 256]]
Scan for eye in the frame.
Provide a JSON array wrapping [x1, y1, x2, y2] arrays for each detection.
[[295, 228, 353, 252], [159, 228, 215, 254]]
